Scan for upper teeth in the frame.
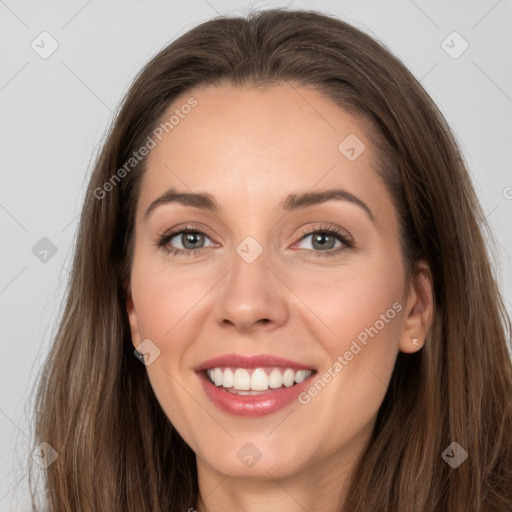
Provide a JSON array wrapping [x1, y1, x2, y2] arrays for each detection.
[[206, 367, 312, 391]]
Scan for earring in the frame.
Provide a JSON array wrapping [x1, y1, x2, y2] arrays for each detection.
[[412, 338, 419, 346]]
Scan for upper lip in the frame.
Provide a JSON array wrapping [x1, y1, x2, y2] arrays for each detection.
[[195, 353, 316, 372]]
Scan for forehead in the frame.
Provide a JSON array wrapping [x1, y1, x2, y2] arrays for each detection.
[[138, 84, 392, 221]]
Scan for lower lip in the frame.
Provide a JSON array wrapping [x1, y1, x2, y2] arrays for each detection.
[[197, 371, 315, 417]]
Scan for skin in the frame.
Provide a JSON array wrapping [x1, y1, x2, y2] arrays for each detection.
[[126, 84, 433, 512]]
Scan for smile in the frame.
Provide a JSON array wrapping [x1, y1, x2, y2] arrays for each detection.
[[206, 367, 313, 394], [196, 353, 317, 416]]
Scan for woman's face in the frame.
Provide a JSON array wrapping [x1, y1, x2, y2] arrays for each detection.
[[126, 84, 431, 489]]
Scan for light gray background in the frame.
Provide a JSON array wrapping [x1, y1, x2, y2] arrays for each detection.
[[1, 0, 511, 509]]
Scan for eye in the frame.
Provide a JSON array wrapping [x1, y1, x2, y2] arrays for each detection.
[[169, 231, 213, 250], [155, 224, 353, 258], [155, 226, 215, 256], [294, 225, 353, 257]]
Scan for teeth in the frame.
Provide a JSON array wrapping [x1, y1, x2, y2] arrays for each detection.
[[268, 368, 283, 388], [213, 368, 223, 387], [222, 368, 234, 388], [250, 368, 268, 391], [233, 368, 251, 390], [206, 367, 313, 391], [282, 368, 295, 387], [294, 370, 309, 383]]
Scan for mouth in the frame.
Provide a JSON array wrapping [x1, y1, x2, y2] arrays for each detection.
[[195, 354, 317, 416], [204, 366, 314, 394]]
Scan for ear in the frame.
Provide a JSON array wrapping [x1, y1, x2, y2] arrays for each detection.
[[398, 259, 434, 354], [126, 293, 142, 349]]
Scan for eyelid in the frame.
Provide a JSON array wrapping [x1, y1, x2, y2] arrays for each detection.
[[156, 222, 354, 256], [295, 224, 353, 244], [160, 222, 217, 241]]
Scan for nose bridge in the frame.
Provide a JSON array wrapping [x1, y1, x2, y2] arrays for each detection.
[[215, 233, 288, 330]]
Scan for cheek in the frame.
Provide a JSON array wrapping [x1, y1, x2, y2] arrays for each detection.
[[129, 257, 210, 436], [130, 256, 211, 342], [331, 277, 403, 355], [291, 254, 404, 355], [291, 253, 404, 426]]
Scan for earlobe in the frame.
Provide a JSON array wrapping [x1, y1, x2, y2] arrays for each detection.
[[126, 295, 142, 349], [398, 260, 434, 354]]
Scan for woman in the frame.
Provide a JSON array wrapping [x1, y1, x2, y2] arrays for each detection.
[[30, 7, 512, 511]]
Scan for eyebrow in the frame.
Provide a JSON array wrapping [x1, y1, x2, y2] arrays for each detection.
[[144, 187, 375, 222]]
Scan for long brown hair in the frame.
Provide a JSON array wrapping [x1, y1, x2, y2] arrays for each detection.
[[30, 8, 512, 511]]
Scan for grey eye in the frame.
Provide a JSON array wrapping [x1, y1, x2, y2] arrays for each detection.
[[170, 231, 212, 250], [298, 233, 342, 251]]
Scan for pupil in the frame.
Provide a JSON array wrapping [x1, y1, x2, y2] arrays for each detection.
[[313, 233, 334, 250], [183, 232, 203, 249]]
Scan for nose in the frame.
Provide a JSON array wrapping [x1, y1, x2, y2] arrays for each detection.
[[214, 242, 289, 333]]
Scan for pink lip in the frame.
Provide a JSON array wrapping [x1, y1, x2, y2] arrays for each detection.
[[197, 371, 315, 417], [195, 353, 316, 417], [195, 353, 315, 372]]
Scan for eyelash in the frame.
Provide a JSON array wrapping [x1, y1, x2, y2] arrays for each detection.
[[155, 224, 354, 258]]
